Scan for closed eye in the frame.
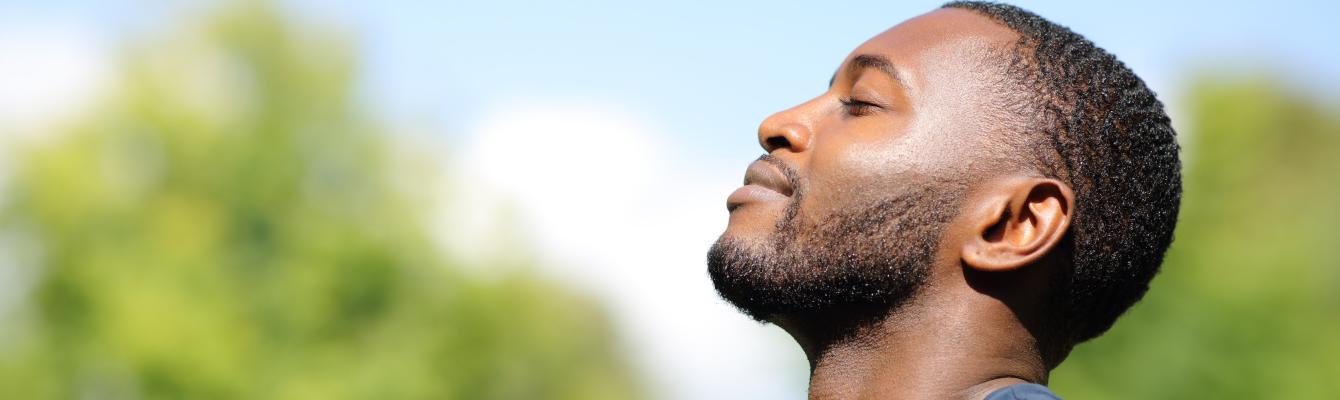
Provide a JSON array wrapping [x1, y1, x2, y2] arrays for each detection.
[[839, 97, 879, 117]]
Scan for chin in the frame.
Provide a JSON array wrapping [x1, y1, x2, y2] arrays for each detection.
[[721, 203, 787, 245]]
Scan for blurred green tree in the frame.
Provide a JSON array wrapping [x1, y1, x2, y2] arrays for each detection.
[[1052, 76, 1340, 398], [0, 3, 641, 399]]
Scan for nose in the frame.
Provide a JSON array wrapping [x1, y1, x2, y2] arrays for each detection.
[[757, 103, 814, 154]]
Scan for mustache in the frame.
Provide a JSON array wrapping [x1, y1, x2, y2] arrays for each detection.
[[756, 154, 802, 195]]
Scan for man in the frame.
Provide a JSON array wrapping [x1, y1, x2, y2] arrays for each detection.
[[707, 2, 1181, 399]]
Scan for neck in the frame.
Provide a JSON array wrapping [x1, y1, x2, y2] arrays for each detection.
[[774, 283, 1048, 400]]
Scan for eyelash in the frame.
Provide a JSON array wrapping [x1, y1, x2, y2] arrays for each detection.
[[839, 97, 878, 117]]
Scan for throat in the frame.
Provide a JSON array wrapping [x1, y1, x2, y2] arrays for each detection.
[[777, 295, 1048, 400]]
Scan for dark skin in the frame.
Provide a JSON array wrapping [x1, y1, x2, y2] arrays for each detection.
[[722, 9, 1076, 400]]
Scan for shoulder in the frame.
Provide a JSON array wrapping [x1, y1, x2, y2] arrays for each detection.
[[984, 383, 1062, 400]]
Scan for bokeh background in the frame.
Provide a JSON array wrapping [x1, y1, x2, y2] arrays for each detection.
[[1, 0, 1337, 399]]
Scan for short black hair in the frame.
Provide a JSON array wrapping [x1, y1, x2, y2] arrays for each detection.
[[941, 2, 1183, 351]]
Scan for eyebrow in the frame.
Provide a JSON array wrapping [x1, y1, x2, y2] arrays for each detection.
[[828, 54, 909, 91]]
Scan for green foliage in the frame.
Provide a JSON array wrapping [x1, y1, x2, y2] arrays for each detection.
[[0, 3, 640, 399], [1051, 77, 1340, 398]]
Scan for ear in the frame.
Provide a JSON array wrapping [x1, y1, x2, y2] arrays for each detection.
[[961, 177, 1074, 272]]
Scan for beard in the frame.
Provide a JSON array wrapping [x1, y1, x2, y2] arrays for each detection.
[[708, 166, 964, 323]]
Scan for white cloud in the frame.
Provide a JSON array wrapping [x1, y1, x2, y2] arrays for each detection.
[[446, 97, 808, 400], [0, 21, 111, 140]]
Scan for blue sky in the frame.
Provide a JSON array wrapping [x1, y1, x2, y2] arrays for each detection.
[[2, 1, 1337, 399], [7, 0, 1338, 161], [302, 0, 1340, 161]]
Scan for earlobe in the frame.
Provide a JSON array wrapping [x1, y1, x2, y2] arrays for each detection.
[[961, 178, 1073, 272]]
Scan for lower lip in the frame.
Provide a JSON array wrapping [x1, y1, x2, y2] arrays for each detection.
[[727, 184, 789, 211]]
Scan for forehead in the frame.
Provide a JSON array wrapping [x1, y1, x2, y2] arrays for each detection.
[[846, 8, 1019, 89]]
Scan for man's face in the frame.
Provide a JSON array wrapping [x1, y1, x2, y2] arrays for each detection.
[[709, 9, 1020, 321]]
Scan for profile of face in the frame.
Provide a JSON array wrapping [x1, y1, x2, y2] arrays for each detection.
[[708, 9, 1043, 322]]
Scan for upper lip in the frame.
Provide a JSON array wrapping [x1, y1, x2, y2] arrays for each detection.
[[743, 159, 794, 197]]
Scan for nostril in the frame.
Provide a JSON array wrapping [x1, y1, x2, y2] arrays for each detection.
[[765, 136, 791, 152]]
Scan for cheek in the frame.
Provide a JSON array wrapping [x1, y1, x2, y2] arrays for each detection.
[[799, 120, 967, 218], [800, 139, 906, 216]]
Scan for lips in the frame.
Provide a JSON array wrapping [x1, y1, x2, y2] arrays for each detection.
[[726, 158, 794, 211]]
